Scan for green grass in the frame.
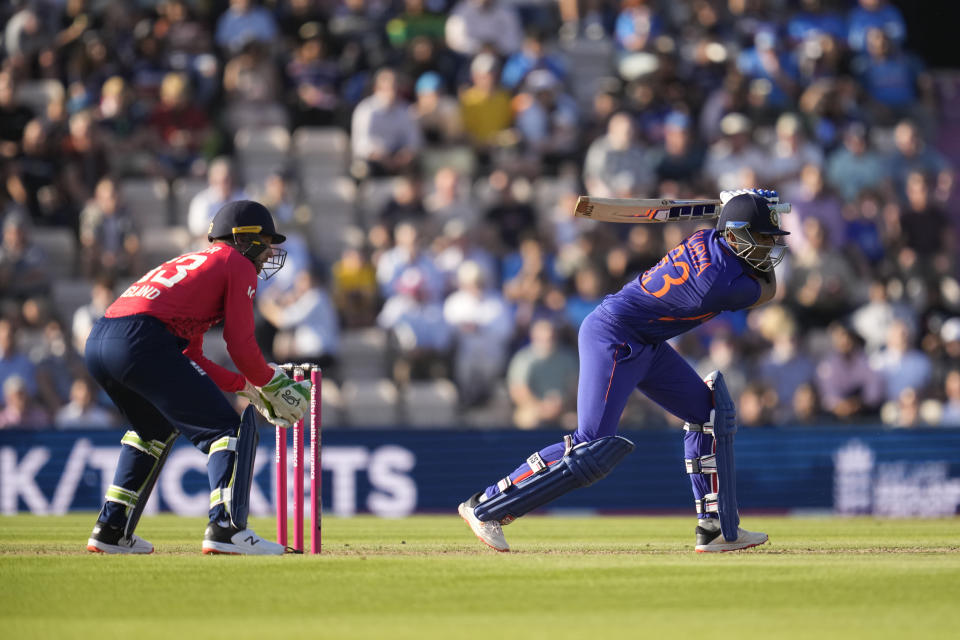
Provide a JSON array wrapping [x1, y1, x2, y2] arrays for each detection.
[[1, 515, 958, 639]]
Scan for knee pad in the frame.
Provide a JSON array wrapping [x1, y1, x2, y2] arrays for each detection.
[[474, 435, 635, 524]]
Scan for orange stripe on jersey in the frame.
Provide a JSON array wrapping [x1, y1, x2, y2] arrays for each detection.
[[657, 311, 719, 322]]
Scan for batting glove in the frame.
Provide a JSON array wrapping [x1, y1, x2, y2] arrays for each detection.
[[256, 367, 312, 426], [237, 380, 292, 428], [720, 188, 779, 205]]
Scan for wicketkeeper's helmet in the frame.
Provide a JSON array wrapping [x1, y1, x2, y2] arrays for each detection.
[[208, 200, 287, 279]]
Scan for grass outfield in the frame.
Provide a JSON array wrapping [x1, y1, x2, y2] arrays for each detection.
[[1, 515, 958, 639]]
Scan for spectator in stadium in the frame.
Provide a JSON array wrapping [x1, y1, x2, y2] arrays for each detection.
[[434, 218, 495, 285], [781, 163, 846, 253], [0, 375, 49, 430], [852, 27, 929, 126], [501, 27, 567, 91], [651, 110, 705, 187], [899, 170, 953, 277], [60, 109, 110, 207], [187, 157, 246, 240], [870, 319, 932, 404], [148, 72, 213, 178], [72, 276, 114, 355], [939, 369, 960, 427], [350, 68, 422, 178], [286, 34, 342, 129], [376, 221, 445, 302], [513, 70, 580, 171], [94, 76, 151, 175], [55, 376, 116, 429], [258, 267, 340, 373], [378, 175, 427, 232], [886, 119, 953, 201], [215, 0, 280, 55], [0, 211, 50, 304], [754, 306, 816, 422], [703, 113, 766, 191], [786, 217, 859, 328], [458, 53, 515, 156], [0, 317, 39, 398], [815, 322, 885, 420], [410, 72, 464, 146], [825, 122, 888, 203], [850, 279, 917, 355], [78, 177, 140, 279], [583, 111, 653, 198], [223, 40, 284, 114], [444, 260, 514, 407], [331, 241, 379, 329], [847, 0, 906, 53], [735, 28, 799, 110], [482, 170, 537, 253], [6, 119, 58, 223], [564, 266, 605, 330], [0, 70, 34, 160], [507, 318, 578, 429], [424, 167, 478, 229], [377, 266, 454, 385], [763, 113, 823, 187], [445, 0, 523, 57]]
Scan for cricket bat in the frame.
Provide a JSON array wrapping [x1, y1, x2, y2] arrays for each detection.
[[574, 196, 791, 224]]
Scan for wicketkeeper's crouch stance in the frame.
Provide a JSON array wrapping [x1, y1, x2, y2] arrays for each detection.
[[459, 191, 788, 552], [85, 201, 312, 555]]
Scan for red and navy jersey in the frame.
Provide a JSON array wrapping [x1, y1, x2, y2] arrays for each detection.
[[106, 243, 273, 391], [601, 229, 761, 343]]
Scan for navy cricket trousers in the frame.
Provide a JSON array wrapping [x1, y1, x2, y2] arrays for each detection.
[[85, 315, 239, 450]]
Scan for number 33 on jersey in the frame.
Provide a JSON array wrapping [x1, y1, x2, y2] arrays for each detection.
[[106, 243, 261, 341]]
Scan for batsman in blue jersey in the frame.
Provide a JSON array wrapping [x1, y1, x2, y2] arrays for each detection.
[[459, 190, 788, 552]]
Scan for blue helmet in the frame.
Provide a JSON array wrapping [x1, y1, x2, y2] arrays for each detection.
[[717, 194, 788, 272]]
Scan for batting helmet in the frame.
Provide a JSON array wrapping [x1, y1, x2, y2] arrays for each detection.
[[717, 194, 788, 272]]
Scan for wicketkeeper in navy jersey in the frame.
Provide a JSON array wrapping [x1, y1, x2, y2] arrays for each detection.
[[85, 200, 312, 555], [459, 190, 788, 552]]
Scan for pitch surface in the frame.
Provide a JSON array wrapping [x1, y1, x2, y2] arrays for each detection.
[[1, 514, 957, 639]]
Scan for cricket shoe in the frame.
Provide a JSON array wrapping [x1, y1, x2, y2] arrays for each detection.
[[201, 521, 287, 555], [694, 519, 768, 553], [87, 522, 154, 554], [458, 492, 509, 552]]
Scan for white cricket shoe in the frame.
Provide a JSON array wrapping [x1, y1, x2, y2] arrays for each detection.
[[458, 492, 509, 552], [694, 519, 768, 553], [202, 521, 287, 555], [87, 522, 154, 554]]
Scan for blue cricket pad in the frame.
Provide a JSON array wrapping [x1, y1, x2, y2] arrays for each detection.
[[709, 371, 740, 541], [229, 406, 260, 529], [474, 436, 635, 523]]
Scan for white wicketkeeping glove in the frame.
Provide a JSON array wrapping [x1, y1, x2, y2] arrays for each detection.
[[237, 380, 292, 428], [258, 367, 312, 426], [720, 188, 779, 205]]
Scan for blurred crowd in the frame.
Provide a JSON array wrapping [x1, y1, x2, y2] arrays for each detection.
[[0, 0, 958, 431]]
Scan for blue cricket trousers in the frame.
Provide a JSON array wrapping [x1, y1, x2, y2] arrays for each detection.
[[484, 307, 717, 512]]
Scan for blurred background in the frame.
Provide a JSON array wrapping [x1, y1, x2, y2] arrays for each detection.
[[0, 0, 958, 435]]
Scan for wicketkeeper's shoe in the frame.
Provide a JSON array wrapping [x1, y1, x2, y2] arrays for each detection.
[[86, 522, 154, 554], [201, 521, 287, 555], [694, 518, 768, 553], [458, 492, 509, 552]]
